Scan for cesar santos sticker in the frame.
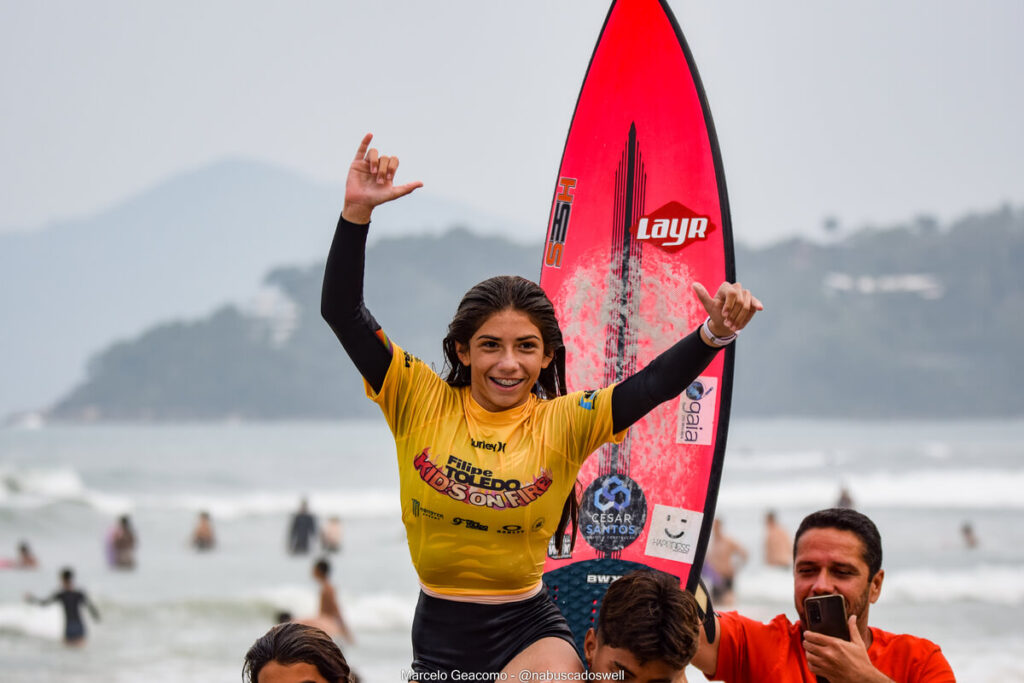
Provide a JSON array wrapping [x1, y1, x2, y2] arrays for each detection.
[[580, 474, 647, 552]]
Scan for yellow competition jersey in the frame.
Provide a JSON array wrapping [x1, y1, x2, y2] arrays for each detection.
[[366, 341, 624, 596]]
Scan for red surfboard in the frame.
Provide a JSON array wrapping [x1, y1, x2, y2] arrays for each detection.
[[540, 0, 735, 649]]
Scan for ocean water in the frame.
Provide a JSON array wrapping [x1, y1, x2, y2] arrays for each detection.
[[1, 419, 1022, 682]]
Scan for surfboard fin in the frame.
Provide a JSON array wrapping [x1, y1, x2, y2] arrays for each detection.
[[693, 578, 717, 644]]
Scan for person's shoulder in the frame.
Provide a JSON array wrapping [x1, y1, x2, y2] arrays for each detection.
[[719, 611, 799, 638], [869, 627, 954, 679], [546, 387, 611, 412], [870, 627, 944, 655], [381, 340, 451, 391]]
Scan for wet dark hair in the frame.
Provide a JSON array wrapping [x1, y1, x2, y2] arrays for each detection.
[[60, 567, 74, 583], [243, 622, 351, 683], [441, 275, 579, 550], [314, 558, 330, 576], [596, 570, 700, 668], [794, 508, 883, 578], [442, 275, 567, 397]]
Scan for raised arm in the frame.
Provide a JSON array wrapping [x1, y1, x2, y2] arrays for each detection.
[[84, 592, 101, 622], [611, 281, 762, 432], [24, 592, 54, 606], [321, 133, 423, 392]]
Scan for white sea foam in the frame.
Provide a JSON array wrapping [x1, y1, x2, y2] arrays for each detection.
[[136, 488, 401, 520], [883, 565, 1024, 604], [0, 602, 64, 640], [717, 468, 1024, 510], [248, 584, 413, 631], [344, 590, 415, 631], [0, 464, 132, 514], [735, 564, 1024, 605], [726, 450, 834, 472], [0, 464, 399, 519]]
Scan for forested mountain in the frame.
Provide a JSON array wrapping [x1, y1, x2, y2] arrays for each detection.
[[0, 158, 524, 417]]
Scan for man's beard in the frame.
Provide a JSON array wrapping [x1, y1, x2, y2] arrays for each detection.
[[845, 582, 872, 625]]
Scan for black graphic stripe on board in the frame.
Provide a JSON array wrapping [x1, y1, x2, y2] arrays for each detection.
[[599, 123, 646, 559]]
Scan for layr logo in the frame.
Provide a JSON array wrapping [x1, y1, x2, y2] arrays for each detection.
[[630, 201, 716, 253]]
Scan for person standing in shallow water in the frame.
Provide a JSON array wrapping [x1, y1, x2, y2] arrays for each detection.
[[321, 133, 762, 676], [107, 514, 137, 569], [25, 567, 100, 646], [764, 509, 792, 568], [192, 510, 216, 551], [705, 518, 748, 606], [288, 498, 317, 555]]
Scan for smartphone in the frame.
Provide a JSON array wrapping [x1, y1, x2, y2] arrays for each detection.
[[805, 595, 850, 683], [804, 594, 849, 641]]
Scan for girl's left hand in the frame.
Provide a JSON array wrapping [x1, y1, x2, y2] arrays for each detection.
[[692, 281, 763, 337]]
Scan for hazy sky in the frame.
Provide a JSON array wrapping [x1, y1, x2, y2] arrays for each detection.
[[2, 0, 1022, 245]]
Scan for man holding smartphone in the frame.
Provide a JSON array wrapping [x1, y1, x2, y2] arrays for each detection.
[[691, 508, 955, 682]]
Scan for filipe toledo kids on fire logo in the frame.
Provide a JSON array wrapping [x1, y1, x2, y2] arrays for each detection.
[[412, 449, 553, 509]]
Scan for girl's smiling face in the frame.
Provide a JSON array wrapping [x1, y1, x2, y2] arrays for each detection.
[[456, 308, 553, 412]]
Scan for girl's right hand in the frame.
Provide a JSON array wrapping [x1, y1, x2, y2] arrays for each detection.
[[342, 133, 423, 224]]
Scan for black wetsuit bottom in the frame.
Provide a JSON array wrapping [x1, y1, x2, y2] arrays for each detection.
[[410, 587, 577, 675]]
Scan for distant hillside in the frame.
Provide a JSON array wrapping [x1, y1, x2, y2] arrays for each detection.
[[49, 205, 1024, 420], [731, 205, 1024, 416], [0, 159, 527, 418], [51, 229, 542, 420]]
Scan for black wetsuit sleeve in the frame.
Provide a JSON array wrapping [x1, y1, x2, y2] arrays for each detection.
[[321, 215, 392, 394], [34, 592, 57, 606], [611, 329, 721, 433]]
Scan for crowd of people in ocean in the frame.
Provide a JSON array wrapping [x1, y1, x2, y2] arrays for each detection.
[[7, 132, 965, 682], [10, 498, 351, 653]]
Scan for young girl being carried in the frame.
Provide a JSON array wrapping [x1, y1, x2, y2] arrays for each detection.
[[321, 134, 762, 677]]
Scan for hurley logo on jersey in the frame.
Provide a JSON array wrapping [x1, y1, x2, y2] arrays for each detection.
[[629, 200, 716, 254], [413, 449, 553, 509]]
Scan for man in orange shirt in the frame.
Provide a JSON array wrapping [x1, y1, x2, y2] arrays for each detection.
[[692, 508, 955, 682]]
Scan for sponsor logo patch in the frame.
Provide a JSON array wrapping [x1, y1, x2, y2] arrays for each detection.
[[676, 377, 717, 446], [644, 504, 704, 563], [470, 438, 506, 453], [629, 201, 716, 254], [545, 177, 576, 268], [547, 532, 573, 560], [412, 449, 553, 509], [451, 517, 488, 531], [586, 573, 623, 585], [578, 389, 598, 411], [410, 498, 443, 521], [580, 474, 648, 552]]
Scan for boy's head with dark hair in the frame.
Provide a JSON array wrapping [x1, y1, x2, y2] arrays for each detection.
[[313, 558, 330, 579], [243, 622, 351, 683], [60, 567, 74, 585], [584, 570, 700, 682], [794, 508, 882, 578]]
